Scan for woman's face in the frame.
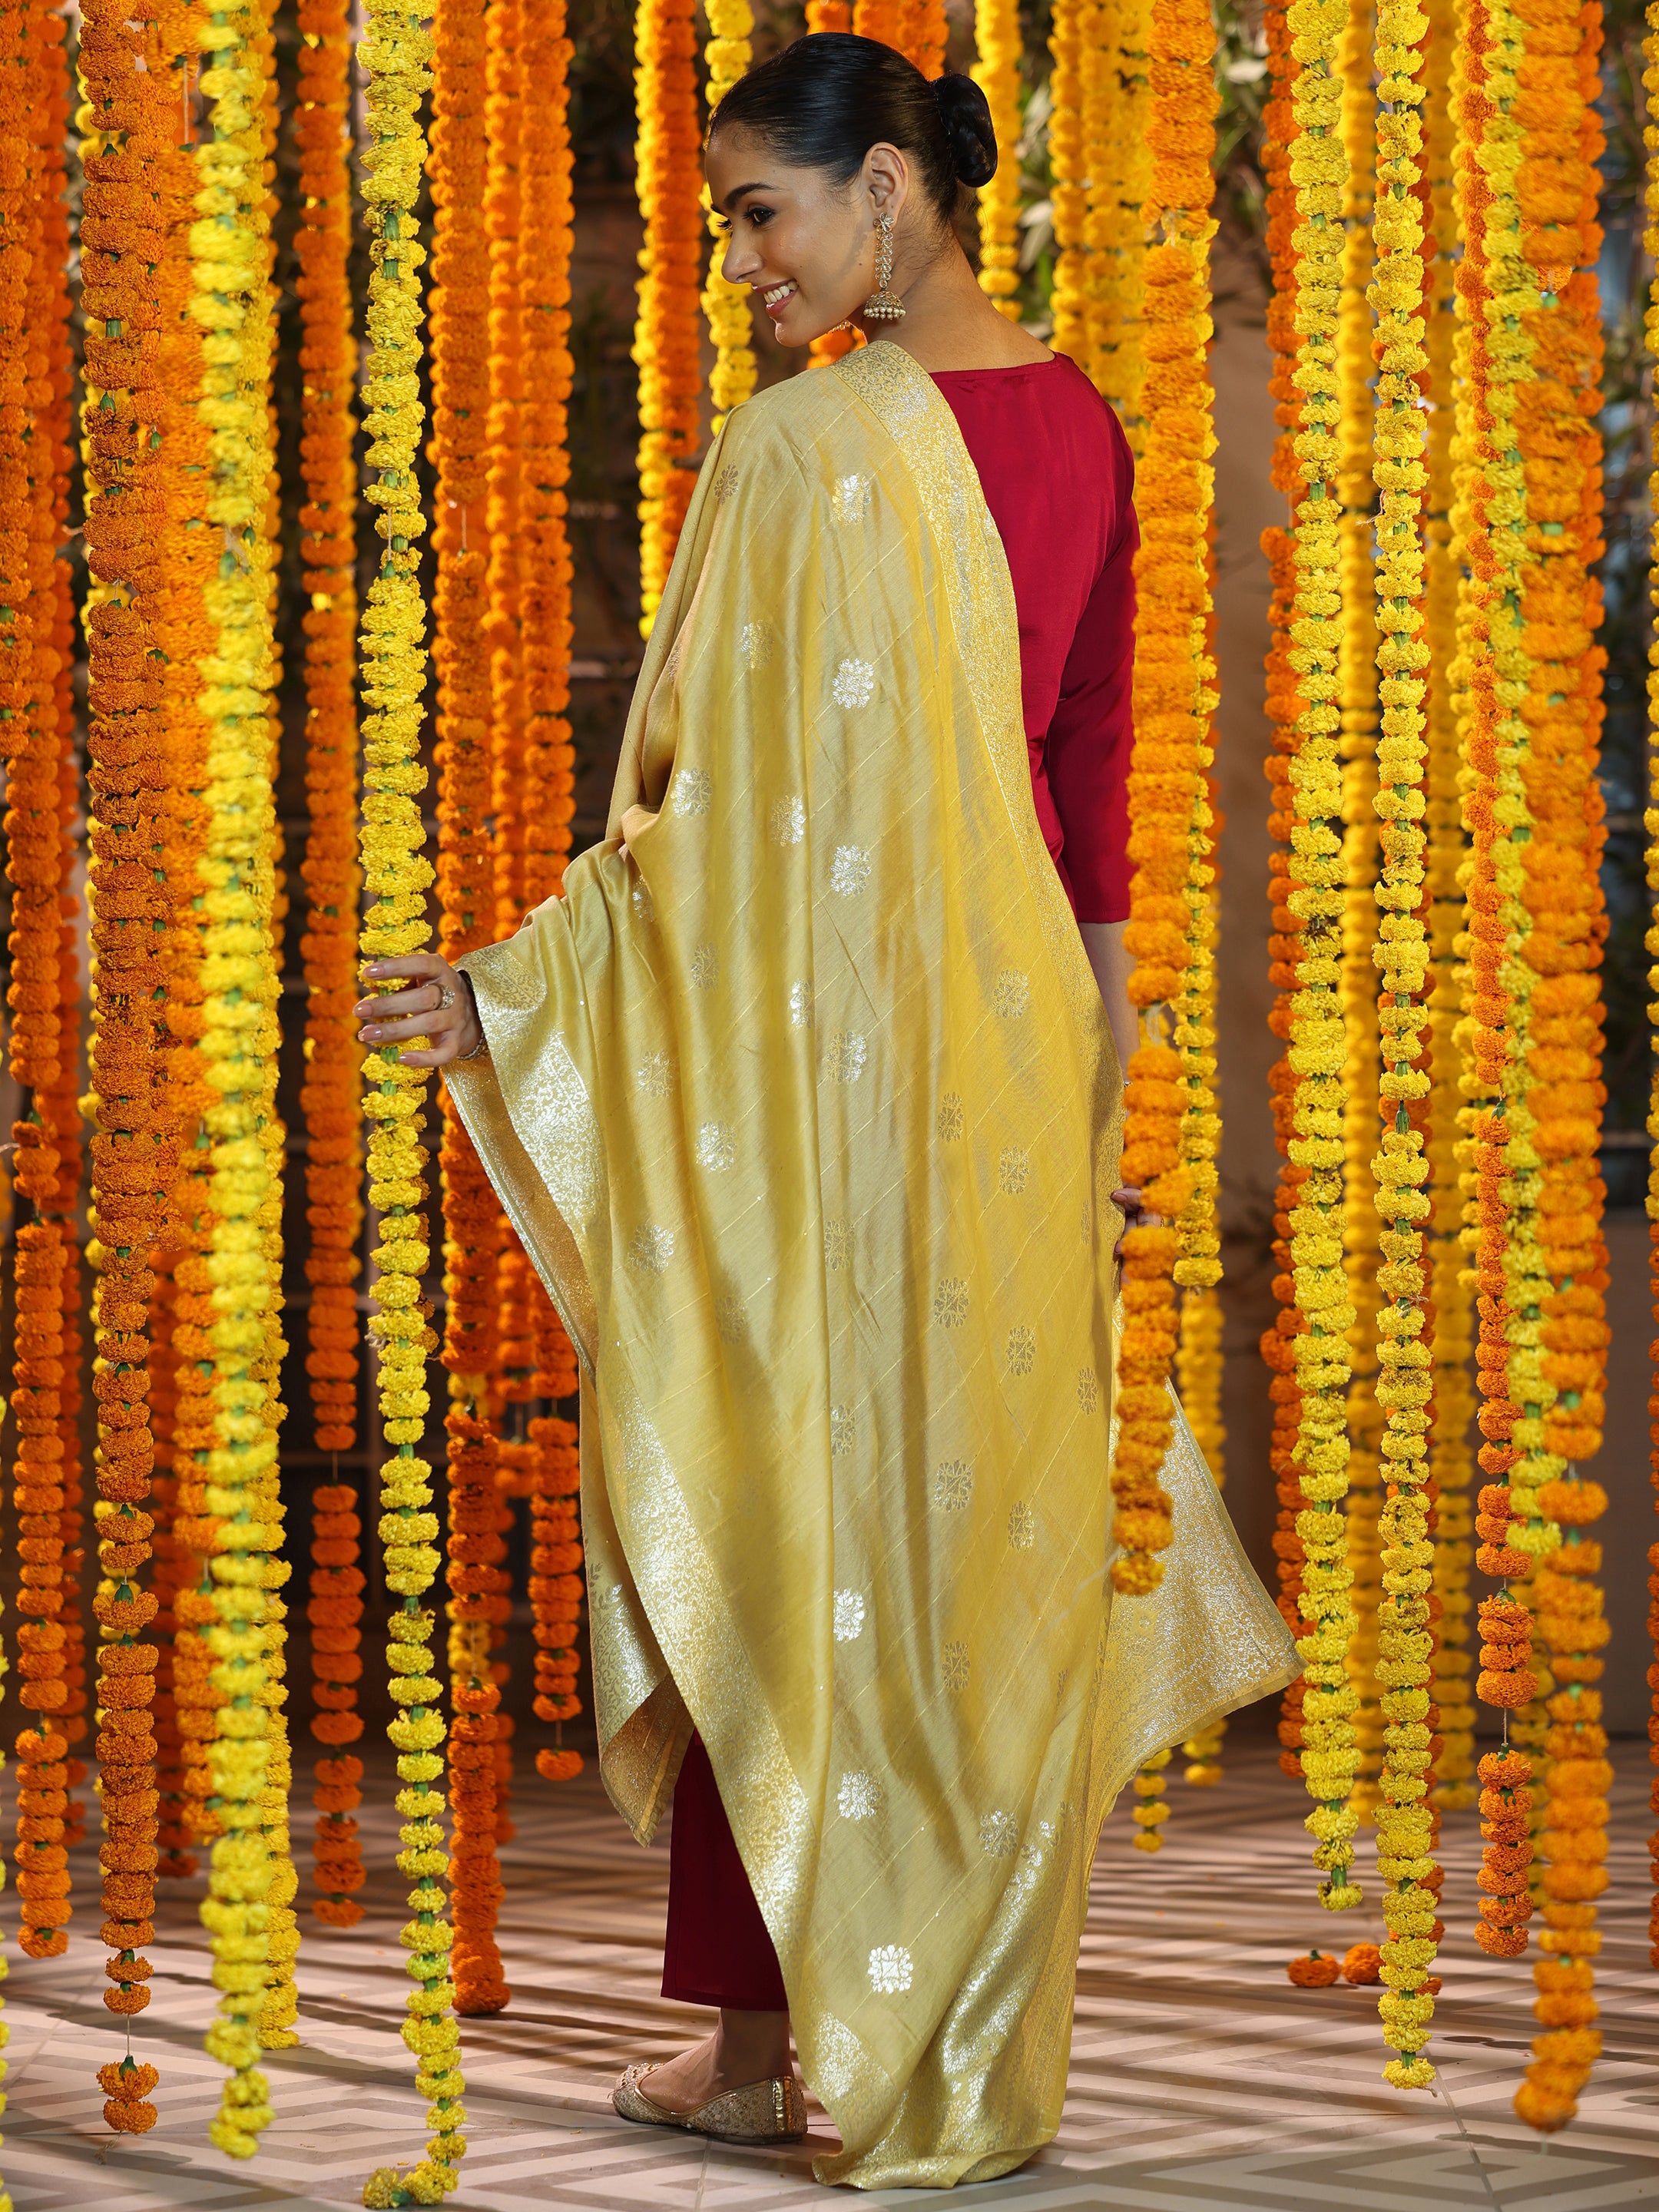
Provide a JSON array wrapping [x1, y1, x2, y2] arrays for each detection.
[[705, 127, 902, 348]]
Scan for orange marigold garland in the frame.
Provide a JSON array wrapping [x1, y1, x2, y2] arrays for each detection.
[[78, 0, 177, 2101], [1453, 0, 1545, 1962], [1510, 0, 1612, 2135], [529, 1409, 584, 1781], [1113, 0, 1218, 1601], [518, 0, 578, 915], [7, 0, 75, 1968], [485, 0, 526, 930], [1260, 0, 1312, 1791], [432, 0, 512, 2017], [1644, 0, 1659, 1994], [632, 0, 701, 635]]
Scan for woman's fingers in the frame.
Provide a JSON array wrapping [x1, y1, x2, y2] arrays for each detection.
[[356, 985, 442, 1022]]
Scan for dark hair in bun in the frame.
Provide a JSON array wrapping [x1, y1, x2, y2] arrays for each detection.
[[708, 32, 999, 224], [930, 74, 998, 189]]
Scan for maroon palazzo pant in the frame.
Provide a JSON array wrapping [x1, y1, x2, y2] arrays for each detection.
[[661, 1732, 789, 2011]]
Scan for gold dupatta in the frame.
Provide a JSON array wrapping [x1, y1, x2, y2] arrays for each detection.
[[448, 341, 1295, 2187]]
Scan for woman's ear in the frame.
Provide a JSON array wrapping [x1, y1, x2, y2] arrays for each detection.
[[863, 141, 910, 226]]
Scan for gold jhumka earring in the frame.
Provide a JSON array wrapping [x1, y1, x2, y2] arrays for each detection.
[[862, 210, 905, 322]]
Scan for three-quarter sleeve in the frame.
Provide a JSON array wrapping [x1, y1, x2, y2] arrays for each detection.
[[1044, 445, 1137, 926]]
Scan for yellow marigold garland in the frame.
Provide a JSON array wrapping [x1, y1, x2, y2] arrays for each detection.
[[633, 0, 701, 635], [1045, 0, 1094, 366], [1367, 0, 1444, 2088], [1088, 0, 1150, 437], [1115, 0, 1218, 1598], [187, 0, 289, 2145], [1283, 0, 1364, 1915], [356, 0, 468, 2200], [1336, 0, 1385, 1825], [971, 0, 1022, 323], [702, 0, 755, 429], [1422, 0, 1477, 1814]]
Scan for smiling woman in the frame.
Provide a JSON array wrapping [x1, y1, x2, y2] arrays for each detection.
[[358, 29, 1294, 2191]]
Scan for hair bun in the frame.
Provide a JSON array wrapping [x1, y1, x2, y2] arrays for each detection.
[[930, 73, 998, 188]]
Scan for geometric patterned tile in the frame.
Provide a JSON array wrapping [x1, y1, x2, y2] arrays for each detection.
[[5, 1735, 1657, 2209]]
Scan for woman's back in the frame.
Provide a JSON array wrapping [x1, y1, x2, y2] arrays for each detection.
[[933, 356, 1136, 926]]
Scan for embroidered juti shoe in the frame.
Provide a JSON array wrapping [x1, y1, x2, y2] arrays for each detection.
[[612, 2060, 809, 2144]]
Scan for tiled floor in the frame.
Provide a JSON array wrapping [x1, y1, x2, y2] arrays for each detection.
[[5, 1736, 1657, 2210]]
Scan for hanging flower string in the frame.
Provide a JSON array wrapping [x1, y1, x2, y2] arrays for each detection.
[[971, 0, 1022, 323], [1114, 0, 1219, 1600], [1259, 0, 1312, 1795], [432, 0, 511, 2019], [1422, 0, 1475, 1816], [1644, 0, 1659, 2002], [701, 0, 756, 432], [632, 0, 701, 634], [8, 0, 75, 1972], [295, 0, 369, 1927], [185, 0, 287, 2151], [1367, 0, 1443, 2088], [78, 0, 176, 2115], [1281, 0, 1364, 1917], [1511, 0, 1611, 2134], [356, 0, 469, 2197]]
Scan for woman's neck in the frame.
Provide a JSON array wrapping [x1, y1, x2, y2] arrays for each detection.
[[857, 237, 1051, 373]]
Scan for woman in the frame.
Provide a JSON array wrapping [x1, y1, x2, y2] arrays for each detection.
[[356, 35, 1295, 2190]]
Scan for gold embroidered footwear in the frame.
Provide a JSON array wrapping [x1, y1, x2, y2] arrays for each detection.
[[613, 2060, 808, 2144]]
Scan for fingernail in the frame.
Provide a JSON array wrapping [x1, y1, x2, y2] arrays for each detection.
[[363, 1028, 381, 1041]]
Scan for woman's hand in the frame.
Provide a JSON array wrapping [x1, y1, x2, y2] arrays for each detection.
[[353, 952, 482, 1069]]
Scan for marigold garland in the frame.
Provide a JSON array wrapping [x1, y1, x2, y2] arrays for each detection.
[[1087, 0, 1150, 438], [971, 0, 1022, 323], [1452, 0, 1550, 1962], [1114, 0, 1218, 1600], [1367, 0, 1442, 2087], [1280, 0, 1364, 1915], [1509, 0, 1611, 2135], [356, 0, 469, 2197], [1644, 0, 1659, 1996], [185, 0, 290, 2145], [1260, 0, 1313, 1794], [528, 1411, 584, 1780], [1045, 0, 1094, 367], [1423, 0, 1477, 1816], [632, 0, 701, 635], [702, 0, 755, 429], [78, 0, 179, 2107], [8, 0, 77, 1971], [518, 0, 578, 917], [296, 0, 367, 1932], [432, 0, 511, 2018], [1335, 2, 1384, 1825]]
